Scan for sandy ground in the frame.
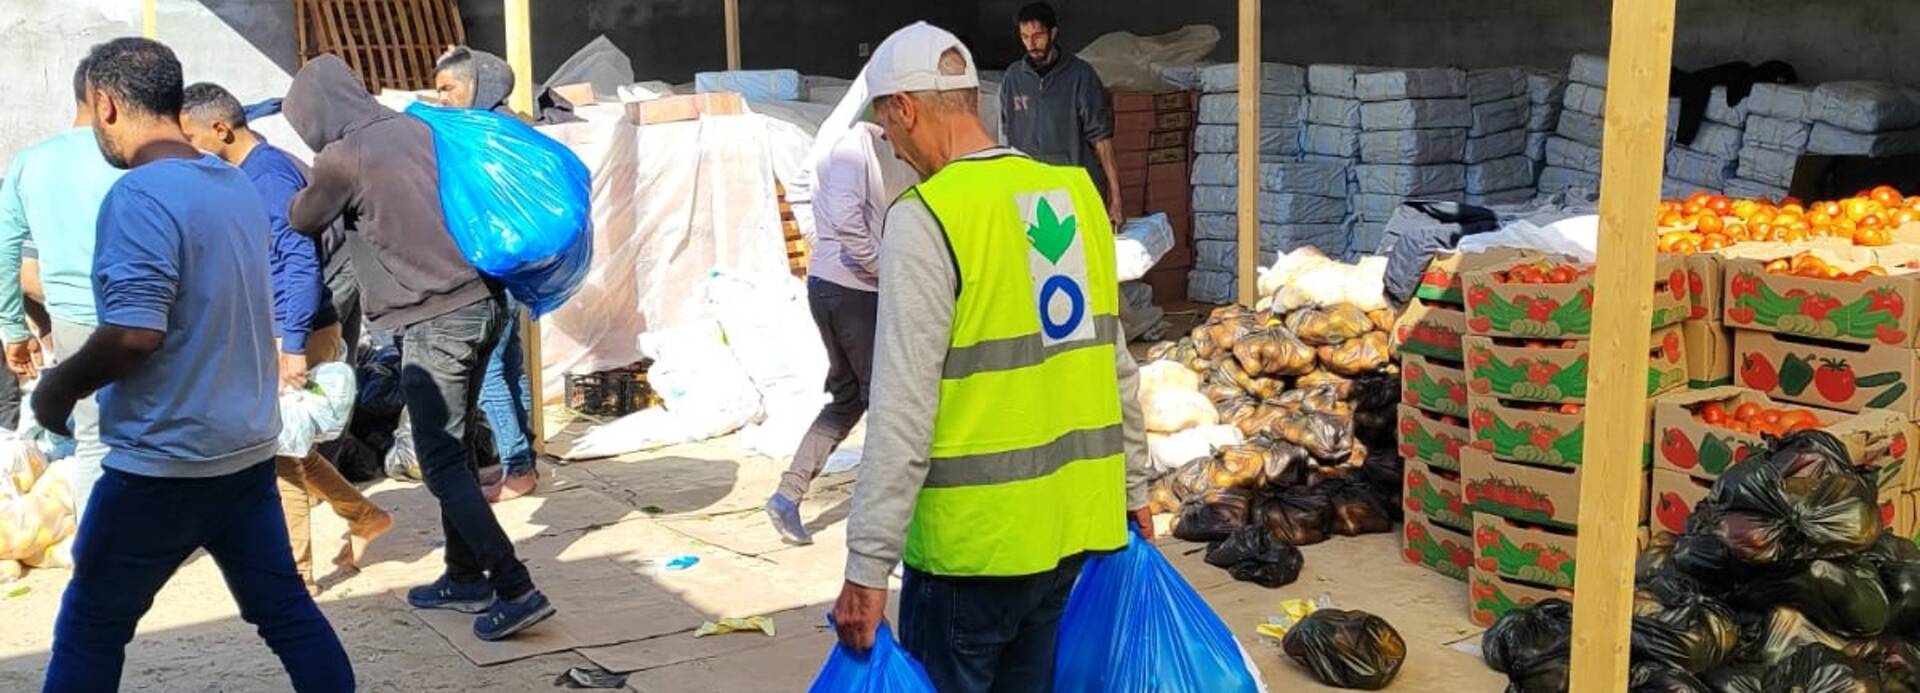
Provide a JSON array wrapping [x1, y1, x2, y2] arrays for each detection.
[[0, 428, 1505, 692]]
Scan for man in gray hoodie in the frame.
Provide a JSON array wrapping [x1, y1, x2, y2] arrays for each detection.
[[284, 54, 554, 642]]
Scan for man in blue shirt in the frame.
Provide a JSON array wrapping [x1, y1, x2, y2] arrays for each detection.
[[35, 38, 353, 692], [0, 57, 124, 542], [181, 81, 394, 594]]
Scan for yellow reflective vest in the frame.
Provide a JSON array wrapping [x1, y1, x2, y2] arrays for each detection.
[[899, 153, 1128, 578]]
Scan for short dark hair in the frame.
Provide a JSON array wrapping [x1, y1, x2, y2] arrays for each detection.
[[434, 46, 476, 85], [182, 82, 247, 128], [84, 37, 183, 118], [72, 56, 92, 104], [1016, 2, 1057, 29]]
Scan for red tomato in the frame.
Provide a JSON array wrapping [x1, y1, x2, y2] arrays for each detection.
[[1699, 402, 1729, 424], [1734, 402, 1764, 422]]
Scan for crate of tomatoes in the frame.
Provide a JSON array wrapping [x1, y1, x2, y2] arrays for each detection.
[[1463, 255, 1689, 340], [1651, 386, 1914, 486]]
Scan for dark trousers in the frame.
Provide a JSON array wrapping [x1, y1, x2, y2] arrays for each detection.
[[0, 365, 18, 431], [45, 462, 354, 693], [399, 296, 533, 600], [775, 278, 877, 500], [899, 556, 1086, 693]]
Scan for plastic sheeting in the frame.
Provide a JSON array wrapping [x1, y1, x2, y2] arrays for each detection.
[[1467, 188, 1537, 207], [1200, 62, 1307, 95], [1307, 64, 1380, 99], [1116, 213, 1176, 282], [1301, 124, 1361, 158], [1526, 104, 1561, 133], [1305, 95, 1362, 128], [1744, 116, 1813, 152], [1194, 125, 1300, 156], [1466, 129, 1528, 164], [696, 69, 806, 103], [1351, 194, 1404, 222], [1569, 53, 1609, 87], [1527, 131, 1552, 161], [1526, 69, 1568, 106], [1197, 93, 1305, 128], [1191, 155, 1350, 198], [1353, 163, 1466, 196], [277, 362, 356, 458], [1466, 156, 1537, 194], [1077, 25, 1221, 92], [1191, 187, 1347, 224], [1469, 68, 1528, 104], [1189, 269, 1235, 304], [1359, 99, 1470, 130], [1737, 146, 1800, 187], [1704, 86, 1749, 126], [703, 273, 830, 461], [1563, 82, 1606, 117], [1811, 81, 1920, 132], [1537, 166, 1600, 195], [1355, 68, 1467, 102], [1195, 240, 1280, 273], [1469, 96, 1529, 137], [1556, 111, 1605, 147], [1681, 121, 1744, 160], [1359, 128, 1467, 165], [1750, 83, 1817, 121], [561, 320, 764, 460], [1545, 136, 1603, 173], [1809, 122, 1920, 157], [542, 36, 637, 101], [1194, 215, 1345, 251]]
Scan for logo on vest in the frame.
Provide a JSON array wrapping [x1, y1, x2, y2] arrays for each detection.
[[1019, 190, 1094, 346]]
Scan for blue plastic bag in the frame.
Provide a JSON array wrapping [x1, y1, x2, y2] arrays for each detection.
[[808, 622, 936, 693], [404, 102, 593, 317], [1054, 533, 1264, 692]]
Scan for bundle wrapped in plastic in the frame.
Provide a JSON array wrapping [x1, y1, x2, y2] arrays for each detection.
[[1205, 525, 1305, 588], [1149, 425, 1244, 474], [1281, 609, 1407, 690], [1731, 558, 1891, 638], [1864, 532, 1920, 636], [1674, 432, 1881, 578], [1316, 331, 1393, 376], [1286, 305, 1374, 347], [0, 438, 73, 568], [1232, 327, 1317, 377], [1151, 458, 1216, 514], [1319, 474, 1393, 537], [276, 362, 357, 458], [1484, 599, 1574, 693], [1172, 488, 1254, 542], [1053, 533, 1265, 693], [1271, 410, 1353, 462], [1145, 388, 1219, 434], [1256, 484, 1334, 546], [1632, 574, 1741, 674], [1258, 249, 1390, 312], [1626, 664, 1711, 693]]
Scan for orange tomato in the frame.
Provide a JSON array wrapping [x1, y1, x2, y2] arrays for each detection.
[[1735, 402, 1763, 422], [1700, 402, 1729, 424], [1658, 231, 1687, 252], [1780, 202, 1806, 216], [1700, 234, 1729, 251], [1872, 185, 1904, 207], [1765, 258, 1791, 273], [1751, 210, 1777, 227], [1673, 238, 1699, 255], [1724, 222, 1749, 240], [1732, 199, 1760, 219], [1808, 210, 1835, 228], [1657, 210, 1687, 228], [1861, 214, 1886, 230], [1707, 195, 1733, 215], [1686, 191, 1713, 209], [1697, 213, 1725, 235], [1559, 403, 1583, 415], [1817, 201, 1844, 218], [1857, 227, 1892, 247], [1845, 197, 1875, 221], [1759, 410, 1784, 426], [1784, 228, 1810, 243], [1897, 209, 1920, 225]]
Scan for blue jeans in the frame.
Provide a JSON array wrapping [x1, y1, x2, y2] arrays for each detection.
[[479, 296, 535, 475], [898, 555, 1085, 693], [45, 462, 354, 692]]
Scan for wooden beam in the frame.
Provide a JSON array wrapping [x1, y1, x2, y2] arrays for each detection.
[[143, 0, 156, 38], [724, 0, 741, 70], [1567, 0, 1677, 690], [1233, 0, 1259, 306], [502, 0, 546, 452]]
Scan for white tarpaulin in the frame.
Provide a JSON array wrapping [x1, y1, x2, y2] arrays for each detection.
[[1077, 25, 1221, 92]]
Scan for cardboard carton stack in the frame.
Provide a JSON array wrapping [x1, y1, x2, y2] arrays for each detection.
[[1538, 54, 1609, 195], [1351, 68, 1471, 254], [1462, 68, 1538, 208], [1663, 86, 1747, 199], [1457, 251, 1691, 626], [1806, 82, 1920, 160], [1113, 89, 1201, 303], [1731, 83, 1816, 200], [1523, 69, 1566, 180], [1188, 62, 1330, 303], [1395, 250, 1482, 582]]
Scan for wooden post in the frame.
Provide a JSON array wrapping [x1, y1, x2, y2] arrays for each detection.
[[724, 0, 741, 70], [502, 0, 547, 452], [142, 0, 156, 38], [1567, 0, 1677, 690], [1233, 0, 1260, 306]]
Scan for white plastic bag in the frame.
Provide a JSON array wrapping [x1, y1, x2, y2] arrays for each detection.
[[276, 362, 357, 458], [1144, 388, 1218, 434], [1259, 248, 1390, 312], [562, 321, 765, 460], [1077, 25, 1222, 92], [703, 272, 830, 461], [0, 437, 72, 566], [1115, 213, 1176, 282], [1149, 425, 1245, 474]]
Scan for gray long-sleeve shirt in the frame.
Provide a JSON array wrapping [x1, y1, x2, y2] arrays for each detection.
[[844, 148, 1150, 590], [999, 52, 1114, 198]]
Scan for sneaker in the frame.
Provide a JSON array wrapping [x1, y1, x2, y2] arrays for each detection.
[[484, 470, 539, 504], [406, 576, 496, 614], [474, 590, 556, 641], [765, 494, 813, 545]]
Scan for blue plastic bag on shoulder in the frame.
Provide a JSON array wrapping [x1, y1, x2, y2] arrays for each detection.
[[1054, 532, 1266, 693], [808, 622, 936, 693], [404, 102, 593, 317]]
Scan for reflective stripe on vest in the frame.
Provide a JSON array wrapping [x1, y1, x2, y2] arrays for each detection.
[[900, 155, 1128, 578]]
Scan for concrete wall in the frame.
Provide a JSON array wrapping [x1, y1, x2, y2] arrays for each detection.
[[973, 0, 1920, 85], [0, 0, 297, 167]]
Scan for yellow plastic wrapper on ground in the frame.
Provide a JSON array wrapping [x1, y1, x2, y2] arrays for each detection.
[[694, 616, 776, 638]]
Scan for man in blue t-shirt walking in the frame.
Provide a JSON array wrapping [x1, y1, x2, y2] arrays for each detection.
[[35, 38, 353, 693]]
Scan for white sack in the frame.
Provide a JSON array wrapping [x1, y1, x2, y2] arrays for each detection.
[[1360, 98, 1470, 130], [1359, 128, 1468, 165]]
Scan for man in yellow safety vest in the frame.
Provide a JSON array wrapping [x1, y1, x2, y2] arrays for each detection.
[[830, 21, 1155, 692]]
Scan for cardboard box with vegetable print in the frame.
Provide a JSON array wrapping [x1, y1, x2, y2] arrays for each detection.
[[1398, 405, 1469, 472], [1722, 251, 1920, 348], [1685, 252, 1724, 322], [1468, 397, 1654, 469], [1733, 329, 1918, 417], [1463, 325, 1688, 405], [1462, 445, 1649, 530], [1403, 459, 1470, 531], [1417, 248, 1542, 305], [1392, 298, 1467, 362], [1470, 566, 1569, 628], [1473, 513, 1578, 590], [1402, 513, 1472, 582], [1464, 254, 1690, 339], [1683, 319, 1734, 389], [1652, 386, 1916, 485], [1650, 469, 1711, 537], [1401, 353, 1469, 418]]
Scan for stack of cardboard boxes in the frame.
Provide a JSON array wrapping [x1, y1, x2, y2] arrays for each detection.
[[1394, 252, 1478, 585], [1112, 90, 1198, 303], [1455, 251, 1691, 626]]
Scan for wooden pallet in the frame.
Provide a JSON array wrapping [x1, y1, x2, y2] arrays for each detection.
[[295, 0, 466, 93], [776, 181, 809, 278]]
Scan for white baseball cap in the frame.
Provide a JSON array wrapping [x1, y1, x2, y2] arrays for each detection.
[[865, 21, 979, 100]]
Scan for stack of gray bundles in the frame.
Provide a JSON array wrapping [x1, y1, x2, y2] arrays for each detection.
[[1731, 83, 1816, 200], [1194, 62, 1307, 158], [1540, 53, 1608, 194], [1464, 67, 1538, 207], [1524, 68, 1566, 173], [1350, 67, 1470, 253], [1662, 86, 1747, 199], [1806, 81, 1920, 158], [1187, 156, 1350, 302]]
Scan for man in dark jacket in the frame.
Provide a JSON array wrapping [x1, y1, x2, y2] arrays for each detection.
[[1000, 2, 1123, 224], [283, 54, 554, 642]]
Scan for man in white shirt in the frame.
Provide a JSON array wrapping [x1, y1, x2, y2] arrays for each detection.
[[765, 122, 907, 545]]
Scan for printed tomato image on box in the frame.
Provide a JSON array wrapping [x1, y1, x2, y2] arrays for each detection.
[[1734, 330, 1919, 418], [1470, 566, 1570, 628], [1651, 386, 1914, 487], [1417, 248, 1541, 305], [1470, 399, 1585, 468], [1404, 459, 1469, 531], [1473, 514, 1578, 590], [1464, 325, 1687, 405], [1651, 469, 1712, 536], [1686, 252, 1725, 321], [1398, 405, 1468, 472], [1401, 353, 1469, 418], [1463, 445, 1648, 530], [1722, 254, 1920, 348], [1463, 253, 1689, 339], [1394, 299, 1467, 362], [1403, 513, 1472, 582]]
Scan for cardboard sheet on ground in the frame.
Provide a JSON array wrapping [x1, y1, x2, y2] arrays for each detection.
[[658, 488, 854, 558], [406, 559, 705, 666]]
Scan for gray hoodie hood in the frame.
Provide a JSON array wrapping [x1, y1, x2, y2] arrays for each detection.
[[284, 55, 396, 154], [466, 49, 517, 114]]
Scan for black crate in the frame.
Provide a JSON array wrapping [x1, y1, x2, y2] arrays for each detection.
[[564, 361, 657, 417]]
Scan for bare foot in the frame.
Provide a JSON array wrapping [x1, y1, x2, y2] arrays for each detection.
[[484, 471, 539, 504], [334, 509, 394, 569]]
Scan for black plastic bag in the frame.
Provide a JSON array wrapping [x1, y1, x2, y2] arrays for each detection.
[[1321, 477, 1394, 537], [1269, 410, 1354, 462], [1483, 598, 1573, 693], [1359, 447, 1405, 523], [1850, 637, 1920, 693], [1280, 609, 1406, 690], [1256, 485, 1334, 546], [1258, 440, 1315, 488], [1347, 374, 1400, 451], [1631, 574, 1740, 674], [1673, 445, 1881, 579], [1701, 664, 1765, 693], [1737, 607, 1854, 669], [1736, 558, 1891, 638], [1864, 532, 1920, 637], [1764, 644, 1879, 693], [1628, 663, 1712, 693], [1638, 532, 1679, 581], [355, 346, 405, 418], [1204, 525, 1304, 588], [1172, 488, 1253, 543], [318, 433, 384, 483]]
